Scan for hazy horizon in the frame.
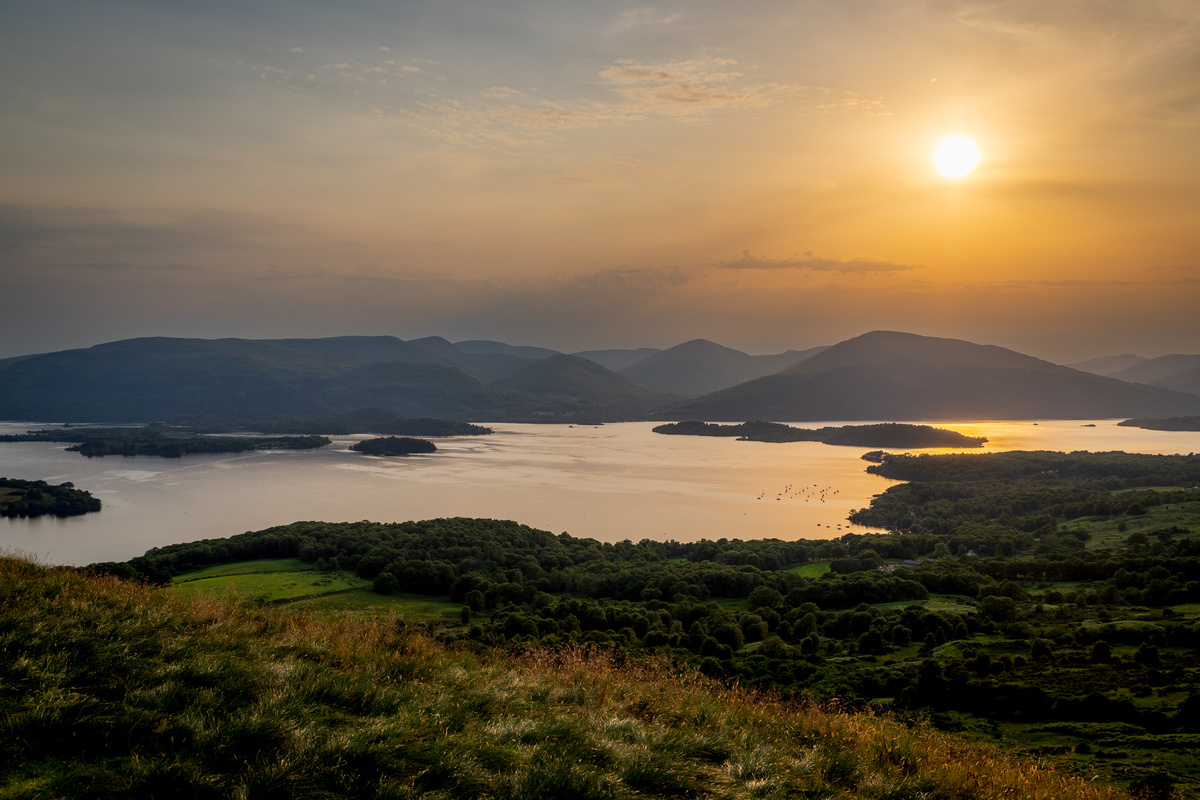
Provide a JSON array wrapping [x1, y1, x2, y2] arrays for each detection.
[[3, 1, 1198, 363]]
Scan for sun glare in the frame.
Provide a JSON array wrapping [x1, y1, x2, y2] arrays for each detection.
[[932, 135, 981, 179]]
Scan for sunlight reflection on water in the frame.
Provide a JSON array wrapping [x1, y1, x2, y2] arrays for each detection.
[[3, 419, 1199, 566]]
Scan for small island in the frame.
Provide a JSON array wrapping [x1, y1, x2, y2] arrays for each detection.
[[0, 425, 331, 458], [652, 420, 987, 449], [0, 477, 102, 518], [349, 437, 438, 456]]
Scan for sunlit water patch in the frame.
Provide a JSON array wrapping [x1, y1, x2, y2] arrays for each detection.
[[3, 419, 1199, 566]]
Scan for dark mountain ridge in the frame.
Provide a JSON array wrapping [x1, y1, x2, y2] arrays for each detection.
[[1109, 354, 1200, 386], [0, 336, 541, 422], [492, 354, 677, 415], [1065, 354, 1146, 376], [4, 330, 1200, 424], [617, 339, 827, 397], [572, 347, 662, 371], [453, 340, 562, 360], [658, 331, 1200, 421], [1152, 366, 1200, 397]]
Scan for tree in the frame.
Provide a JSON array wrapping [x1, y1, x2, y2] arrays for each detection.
[[907, 659, 948, 708], [740, 615, 769, 643], [979, 596, 1018, 622], [748, 585, 782, 611], [712, 622, 745, 650], [760, 636, 790, 659], [1135, 644, 1162, 668], [373, 572, 400, 595], [857, 629, 886, 655], [464, 590, 486, 612]]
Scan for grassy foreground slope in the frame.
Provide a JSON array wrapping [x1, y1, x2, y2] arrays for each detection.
[[1, 558, 1119, 800]]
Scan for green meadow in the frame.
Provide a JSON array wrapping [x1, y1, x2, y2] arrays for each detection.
[[170, 559, 464, 621], [171, 559, 369, 603]]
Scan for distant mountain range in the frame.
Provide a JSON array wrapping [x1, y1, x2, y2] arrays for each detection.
[[2, 331, 1198, 424], [1109, 354, 1200, 385], [1066, 354, 1148, 376], [492, 355, 676, 415], [1067, 352, 1200, 399], [655, 331, 1200, 421], [616, 339, 827, 397], [1153, 366, 1200, 397], [570, 347, 662, 371]]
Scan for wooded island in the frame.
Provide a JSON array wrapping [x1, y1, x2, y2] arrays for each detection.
[[653, 421, 988, 448], [0, 425, 330, 458]]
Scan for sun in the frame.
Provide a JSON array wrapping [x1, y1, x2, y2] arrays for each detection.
[[932, 135, 981, 179]]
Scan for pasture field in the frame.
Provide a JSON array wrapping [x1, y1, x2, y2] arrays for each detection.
[[170, 560, 369, 603], [170, 559, 463, 622], [290, 588, 463, 620], [788, 561, 831, 578], [1077, 500, 1200, 549]]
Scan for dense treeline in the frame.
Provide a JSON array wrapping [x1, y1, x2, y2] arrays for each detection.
[[0, 477, 102, 517], [864, 450, 1200, 486], [350, 437, 437, 456], [653, 420, 987, 448], [0, 425, 329, 458], [103, 518, 811, 595]]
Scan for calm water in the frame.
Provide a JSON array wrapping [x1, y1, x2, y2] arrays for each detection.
[[3, 420, 1199, 566]]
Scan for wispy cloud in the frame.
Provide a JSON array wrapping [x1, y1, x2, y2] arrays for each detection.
[[496, 250, 923, 300], [981, 268, 1200, 289], [58, 261, 200, 272], [812, 89, 887, 116], [0, 204, 333, 265], [246, 47, 800, 147], [598, 59, 788, 116], [608, 8, 684, 33], [716, 250, 921, 273], [484, 86, 526, 99], [394, 56, 801, 146]]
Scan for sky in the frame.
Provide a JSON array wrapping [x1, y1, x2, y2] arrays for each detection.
[[2, 0, 1198, 363]]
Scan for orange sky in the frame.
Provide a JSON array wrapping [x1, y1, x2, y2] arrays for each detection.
[[2, 1, 1198, 361]]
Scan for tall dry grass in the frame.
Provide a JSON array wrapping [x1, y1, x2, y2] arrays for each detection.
[[0, 556, 1123, 800]]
